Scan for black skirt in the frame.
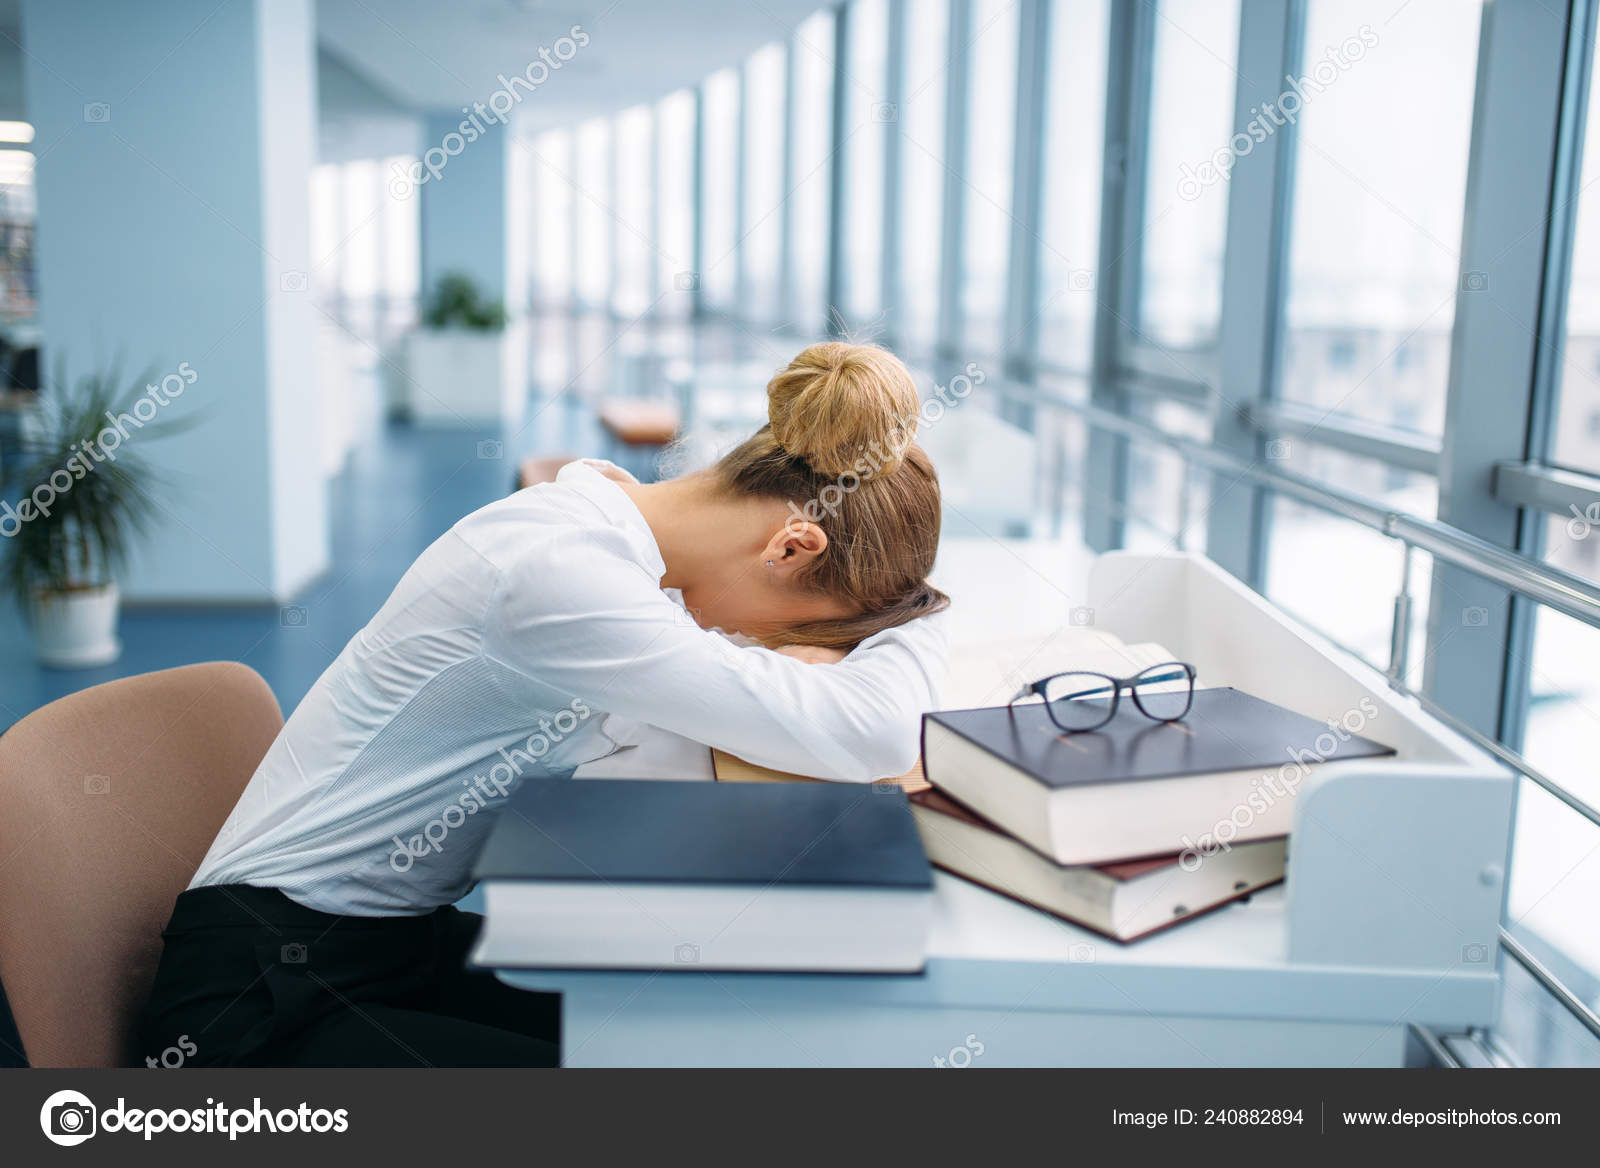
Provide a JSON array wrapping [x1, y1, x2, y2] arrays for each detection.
[[137, 884, 559, 1068]]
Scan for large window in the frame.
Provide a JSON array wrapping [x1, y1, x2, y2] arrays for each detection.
[[700, 68, 741, 311], [839, 0, 889, 328], [573, 118, 612, 308], [1552, 38, 1600, 475], [338, 160, 380, 320], [381, 154, 419, 330], [309, 163, 342, 310], [613, 105, 654, 317], [894, 0, 948, 349], [787, 10, 837, 335], [308, 159, 417, 338], [0, 132, 36, 321], [1038, 0, 1109, 372], [1510, 508, 1600, 1005], [960, 0, 1019, 356], [1505, 755, 1600, 1064], [1279, 0, 1483, 435], [742, 43, 788, 323], [1264, 470, 1435, 679], [530, 129, 573, 307], [1136, 0, 1240, 351], [505, 0, 1600, 1069], [656, 89, 696, 314]]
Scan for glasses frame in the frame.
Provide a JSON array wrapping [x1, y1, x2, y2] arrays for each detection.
[[1008, 661, 1197, 734]]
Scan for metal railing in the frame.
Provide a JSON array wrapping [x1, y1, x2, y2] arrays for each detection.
[[1499, 929, 1600, 1044], [1004, 379, 1600, 637]]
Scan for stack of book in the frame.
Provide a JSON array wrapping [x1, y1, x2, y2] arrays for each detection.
[[469, 635, 1396, 967], [915, 685, 1393, 941], [469, 778, 935, 972]]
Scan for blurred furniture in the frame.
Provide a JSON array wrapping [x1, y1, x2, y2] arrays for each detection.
[[0, 662, 283, 1066], [597, 400, 680, 447], [404, 321, 529, 428], [666, 358, 773, 434], [595, 337, 780, 476], [652, 358, 776, 473], [514, 452, 579, 492], [0, 387, 32, 472], [597, 400, 680, 479], [610, 327, 693, 400], [0, 321, 40, 469], [0, 316, 40, 351], [4, 343, 37, 392]]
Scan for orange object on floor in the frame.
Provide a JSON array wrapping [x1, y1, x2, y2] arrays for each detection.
[[515, 454, 578, 491], [597, 400, 680, 447]]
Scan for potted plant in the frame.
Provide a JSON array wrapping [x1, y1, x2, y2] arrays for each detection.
[[422, 273, 508, 332], [403, 272, 526, 428], [0, 366, 188, 667]]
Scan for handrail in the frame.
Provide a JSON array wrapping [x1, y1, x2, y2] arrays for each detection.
[[1243, 398, 1443, 477], [1388, 514, 1600, 631], [1498, 929, 1600, 1043], [992, 378, 1600, 630], [1406, 1023, 1464, 1069], [1396, 671, 1600, 832]]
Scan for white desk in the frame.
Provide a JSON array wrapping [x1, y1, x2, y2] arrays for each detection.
[[495, 546, 1512, 1067]]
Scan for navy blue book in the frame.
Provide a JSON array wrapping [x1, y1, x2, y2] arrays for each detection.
[[470, 778, 934, 972], [922, 687, 1393, 865]]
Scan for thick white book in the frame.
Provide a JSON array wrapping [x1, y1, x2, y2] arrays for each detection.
[[469, 778, 934, 973], [921, 687, 1393, 866]]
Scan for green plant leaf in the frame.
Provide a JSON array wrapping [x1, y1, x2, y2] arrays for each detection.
[[422, 272, 506, 332], [1, 360, 195, 601]]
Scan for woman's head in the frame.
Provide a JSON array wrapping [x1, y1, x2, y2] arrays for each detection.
[[687, 341, 949, 649]]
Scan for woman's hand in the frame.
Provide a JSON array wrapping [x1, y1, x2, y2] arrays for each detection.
[[774, 644, 850, 665]]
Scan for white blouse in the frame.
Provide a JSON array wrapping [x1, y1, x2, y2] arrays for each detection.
[[190, 461, 949, 916]]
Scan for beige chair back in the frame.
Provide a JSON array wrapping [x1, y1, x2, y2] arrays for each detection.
[[0, 662, 282, 1066]]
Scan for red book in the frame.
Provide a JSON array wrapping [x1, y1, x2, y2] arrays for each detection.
[[909, 788, 1285, 942]]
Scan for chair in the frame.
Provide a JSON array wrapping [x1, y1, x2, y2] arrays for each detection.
[[597, 399, 681, 449], [513, 452, 579, 493], [0, 662, 282, 1067]]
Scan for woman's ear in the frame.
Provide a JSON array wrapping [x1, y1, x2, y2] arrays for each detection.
[[761, 521, 829, 576]]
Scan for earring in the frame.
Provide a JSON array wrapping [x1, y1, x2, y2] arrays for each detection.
[[765, 560, 775, 567]]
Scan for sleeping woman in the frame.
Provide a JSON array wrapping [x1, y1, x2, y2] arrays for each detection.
[[137, 340, 949, 1067]]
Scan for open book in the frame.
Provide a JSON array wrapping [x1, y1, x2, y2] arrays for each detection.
[[712, 750, 930, 791], [712, 629, 1178, 786], [943, 630, 1179, 710]]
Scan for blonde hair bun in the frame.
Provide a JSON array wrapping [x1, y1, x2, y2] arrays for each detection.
[[766, 342, 920, 477]]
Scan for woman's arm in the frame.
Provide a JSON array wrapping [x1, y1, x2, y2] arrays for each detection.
[[484, 530, 946, 780]]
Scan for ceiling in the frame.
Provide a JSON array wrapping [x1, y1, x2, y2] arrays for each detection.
[[0, 1, 828, 131], [317, 0, 827, 128]]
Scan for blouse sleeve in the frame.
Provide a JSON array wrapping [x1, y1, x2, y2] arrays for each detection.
[[482, 529, 948, 781]]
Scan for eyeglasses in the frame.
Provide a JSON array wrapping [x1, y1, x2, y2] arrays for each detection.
[[1008, 661, 1197, 734]]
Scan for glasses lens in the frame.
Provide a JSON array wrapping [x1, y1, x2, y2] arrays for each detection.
[[1041, 673, 1118, 730], [1132, 663, 1193, 720]]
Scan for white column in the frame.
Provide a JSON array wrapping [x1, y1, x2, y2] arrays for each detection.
[[21, 0, 328, 602]]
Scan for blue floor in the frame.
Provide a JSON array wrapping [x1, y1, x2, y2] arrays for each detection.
[[0, 390, 611, 734]]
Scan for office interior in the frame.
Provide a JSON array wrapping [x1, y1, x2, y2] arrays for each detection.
[[0, 0, 1596, 1070]]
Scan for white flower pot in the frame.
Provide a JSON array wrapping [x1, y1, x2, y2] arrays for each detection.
[[30, 583, 122, 669], [403, 322, 528, 428]]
